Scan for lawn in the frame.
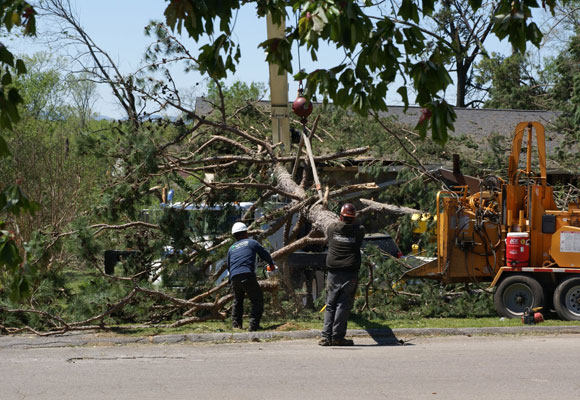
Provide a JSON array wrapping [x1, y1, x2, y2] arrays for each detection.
[[110, 315, 580, 337]]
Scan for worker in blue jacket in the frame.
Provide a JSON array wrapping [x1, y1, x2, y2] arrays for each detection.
[[227, 221, 276, 331]]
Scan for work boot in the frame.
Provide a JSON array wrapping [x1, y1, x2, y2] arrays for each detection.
[[318, 337, 332, 346], [332, 338, 354, 346], [232, 321, 242, 329]]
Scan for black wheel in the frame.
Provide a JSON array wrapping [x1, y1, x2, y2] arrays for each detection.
[[553, 277, 580, 321], [493, 275, 544, 318]]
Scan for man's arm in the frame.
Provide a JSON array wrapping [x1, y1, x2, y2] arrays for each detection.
[[326, 224, 334, 247], [253, 241, 275, 267]]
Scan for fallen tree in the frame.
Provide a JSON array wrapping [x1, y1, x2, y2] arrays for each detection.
[[2, 1, 421, 334]]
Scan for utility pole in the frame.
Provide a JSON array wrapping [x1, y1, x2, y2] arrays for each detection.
[[266, 13, 290, 152]]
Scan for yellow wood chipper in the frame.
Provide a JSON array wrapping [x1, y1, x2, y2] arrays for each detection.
[[402, 122, 580, 320]]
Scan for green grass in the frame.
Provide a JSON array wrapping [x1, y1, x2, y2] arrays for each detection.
[[106, 315, 580, 337], [42, 267, 580, 337]]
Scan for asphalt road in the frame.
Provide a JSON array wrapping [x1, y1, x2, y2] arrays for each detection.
[[2, 334, 580, 399]]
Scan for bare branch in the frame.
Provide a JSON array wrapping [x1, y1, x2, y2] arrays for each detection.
[[358, 198, 423, 216]]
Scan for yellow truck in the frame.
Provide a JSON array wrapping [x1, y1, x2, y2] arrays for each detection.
[[403, 122, 580, 320]]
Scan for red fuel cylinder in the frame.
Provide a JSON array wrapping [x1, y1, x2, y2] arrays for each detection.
[[506, 232, 530, 267]]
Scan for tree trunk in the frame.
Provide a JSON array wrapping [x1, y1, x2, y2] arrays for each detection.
[[456, 61, 467, 108], [274, 163, 338, 235]]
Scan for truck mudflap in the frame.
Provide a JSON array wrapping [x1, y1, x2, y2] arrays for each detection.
[[400, 257, 440, 280]]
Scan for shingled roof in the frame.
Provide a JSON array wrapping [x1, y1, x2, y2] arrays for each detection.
[[380, 106, 562, 154], [195, 97, 566, 167], [196, 97, 559, 139]]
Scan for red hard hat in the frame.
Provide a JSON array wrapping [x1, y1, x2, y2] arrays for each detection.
[[340, 203, 356, 218]]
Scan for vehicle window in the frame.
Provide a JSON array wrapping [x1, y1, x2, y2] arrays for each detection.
[[141, 205, 249, 237], [363, 238, 399, 256], [189, 208, 246, 235]]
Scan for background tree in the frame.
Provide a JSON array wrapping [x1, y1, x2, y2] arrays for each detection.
[[1, 53, 106, 240], [540, 0, 580, 47], [425, 0, 497, 107], [67, 72, 98, 128], [0, 0, 35, 133], [0, 0, 39, 301], [545, 31, 580, 168], [474, 52, 548, 109]]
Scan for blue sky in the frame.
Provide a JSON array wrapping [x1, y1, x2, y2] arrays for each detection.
[[7, 0, 541, 118], [9, 1, 314, 118]]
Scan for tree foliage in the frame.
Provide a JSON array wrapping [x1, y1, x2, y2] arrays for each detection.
[[163, 0, 562, 143], [426, 0, 497, 107], [0, 0, 38, 301], [475, 52, 547, 109], [0, 53, 108, 303], [546, 31, 580, 168], [0, 0, 35, 134]]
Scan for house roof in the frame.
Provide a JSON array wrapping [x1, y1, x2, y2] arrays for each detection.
[[195, 97, 560, 142], [380, 105, 562, 154], [194, 97, 569, 172]]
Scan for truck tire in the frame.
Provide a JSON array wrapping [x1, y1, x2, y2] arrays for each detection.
[[553, 277, 580, 321], [493, 275, 544, 318]]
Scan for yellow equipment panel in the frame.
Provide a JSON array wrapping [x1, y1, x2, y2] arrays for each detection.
[[550, 226, 580, 268]]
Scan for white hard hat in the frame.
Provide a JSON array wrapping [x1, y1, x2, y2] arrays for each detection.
[[231, 222, 248, 234]]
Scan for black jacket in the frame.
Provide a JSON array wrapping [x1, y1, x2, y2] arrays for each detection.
[[325, 221, 365, 271]]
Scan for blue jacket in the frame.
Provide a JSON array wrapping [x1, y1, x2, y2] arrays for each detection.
[[227, 239, 274, 278]]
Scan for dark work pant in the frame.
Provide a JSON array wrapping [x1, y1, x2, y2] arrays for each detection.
[[231, 273, 264, 329], [322, 270, 358, 340]]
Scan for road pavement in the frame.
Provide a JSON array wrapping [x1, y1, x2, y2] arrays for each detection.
[[1, 328, 580, 399]]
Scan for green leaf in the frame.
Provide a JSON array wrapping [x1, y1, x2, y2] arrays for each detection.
[[422, 0, 435, 15], [1, 184, 41, 215], [0, 44, 15, 66], [468, 0, 483, 10], [399, 0, 420, 23], [526, 22, 543, 48], [397, 86, 409, 110], [1, 71, 12, 85], [15, 58, 26, 74], [0, 236, 21, 268], [294, 70, 308, 81], [8, 272, 30, 303]]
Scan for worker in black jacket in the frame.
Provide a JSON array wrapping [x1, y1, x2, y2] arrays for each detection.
[[227, 221, 276, 331], [319, 203, 365, 346]]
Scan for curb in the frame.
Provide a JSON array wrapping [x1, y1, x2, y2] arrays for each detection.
[[2, 325, 580, 349]]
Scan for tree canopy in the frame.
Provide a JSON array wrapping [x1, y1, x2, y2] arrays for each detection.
[[0, 0, 40, 301], [163, 0, 564, 143]]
